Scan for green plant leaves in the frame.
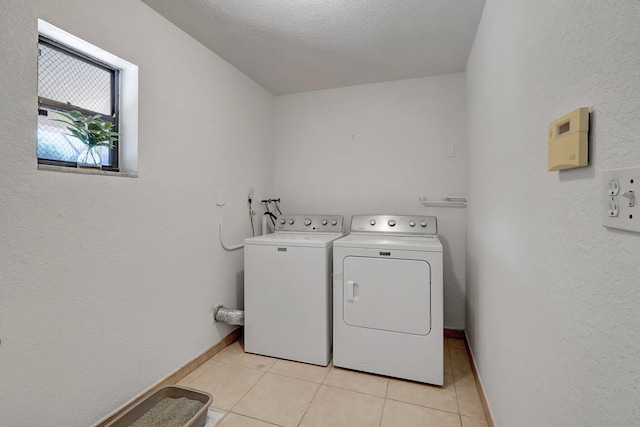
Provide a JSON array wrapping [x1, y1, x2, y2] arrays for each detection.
[[52, 110, 119, 148]]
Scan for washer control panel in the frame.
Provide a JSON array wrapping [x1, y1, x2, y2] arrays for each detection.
[[274, 215, 344, 232], [350, 215, 437, 235]]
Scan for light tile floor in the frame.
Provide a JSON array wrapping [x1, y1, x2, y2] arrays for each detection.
[[176, 338, 488, 427]]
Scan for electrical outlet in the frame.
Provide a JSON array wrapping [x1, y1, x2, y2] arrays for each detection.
[[603, 166, 640, 233]]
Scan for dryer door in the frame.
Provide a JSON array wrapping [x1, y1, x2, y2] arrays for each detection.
[[342, 256, 431, 335]]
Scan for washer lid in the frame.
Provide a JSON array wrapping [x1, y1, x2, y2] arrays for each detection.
[[244, 232, 344, 248], [333, 234, 443, 252]]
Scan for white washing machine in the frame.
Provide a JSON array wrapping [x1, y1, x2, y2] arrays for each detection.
[[333, 215, 443, 385], [244, 214, 344, 366]]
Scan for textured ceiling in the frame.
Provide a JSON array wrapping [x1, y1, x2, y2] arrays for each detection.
[[140, 0, 486, 95]]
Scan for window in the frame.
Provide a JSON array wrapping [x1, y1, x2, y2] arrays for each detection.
[[37, 19, 139, 176], [37, 36, 120, 170]]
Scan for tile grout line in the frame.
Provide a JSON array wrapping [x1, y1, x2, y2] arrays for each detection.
[[178, 360, 219, 388], [227, 365, 269, 415], [229, 412, 284, 427], [379, 397, 388, 427], [384, 397, 465, 417], [230, 369, 321, 427], [294, 369, 326, 427], [319, 361, 333, 383], [380, 376, 390, 427], [224, 374, 265, 416], [213, 354, 274, 416], [225, 355, 328, 426], [265, 369, 330, 387], [267, 361, 332, 385], [448, 338, 464, 426], [320, 382, 387, 399]]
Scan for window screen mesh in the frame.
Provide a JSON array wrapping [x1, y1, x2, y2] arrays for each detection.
[[37, 40, 116, 167], [38, 42, 112, 115]]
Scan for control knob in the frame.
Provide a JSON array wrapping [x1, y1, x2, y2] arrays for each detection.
[[322, 219, 328, 226], [420, 220, 428, 227], [279, 218, 286, 225], [370, 219, 376, 226], [331, 219, 338, 226], [409, 220, 416, 227], [304, 219, 312, 226], [388, 220, 396, 227], [288, 219, 295, 225]]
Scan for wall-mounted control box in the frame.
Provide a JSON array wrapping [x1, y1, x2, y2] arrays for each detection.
[[548, 107, 589, 171]]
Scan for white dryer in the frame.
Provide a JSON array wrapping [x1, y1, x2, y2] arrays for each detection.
[[244, 214, 344, 366], [333, 215, 443, 385]]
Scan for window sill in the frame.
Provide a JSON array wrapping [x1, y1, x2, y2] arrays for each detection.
[[38, 164, 138, 178]]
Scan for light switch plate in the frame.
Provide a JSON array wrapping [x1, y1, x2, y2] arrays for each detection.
[[602, 166, 640, 233]]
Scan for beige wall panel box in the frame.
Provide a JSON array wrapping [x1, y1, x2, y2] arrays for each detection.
[[548, 107, 589, 171]]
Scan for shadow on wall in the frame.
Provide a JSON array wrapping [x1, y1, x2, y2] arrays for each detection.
[[438, 233, 464, 329], [236, 270, 245, 310]]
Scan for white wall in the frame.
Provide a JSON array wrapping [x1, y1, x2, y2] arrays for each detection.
[[0, 1, 274, 426], [466, 0, 640, 425], [274, 74, 467, 329]]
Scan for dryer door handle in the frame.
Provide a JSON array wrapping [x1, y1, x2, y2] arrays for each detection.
[[346, 280, 360, 303]]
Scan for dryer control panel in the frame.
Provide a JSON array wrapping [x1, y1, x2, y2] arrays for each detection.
[[350, 215, 437, 236], [274, 215, 344, 233]]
